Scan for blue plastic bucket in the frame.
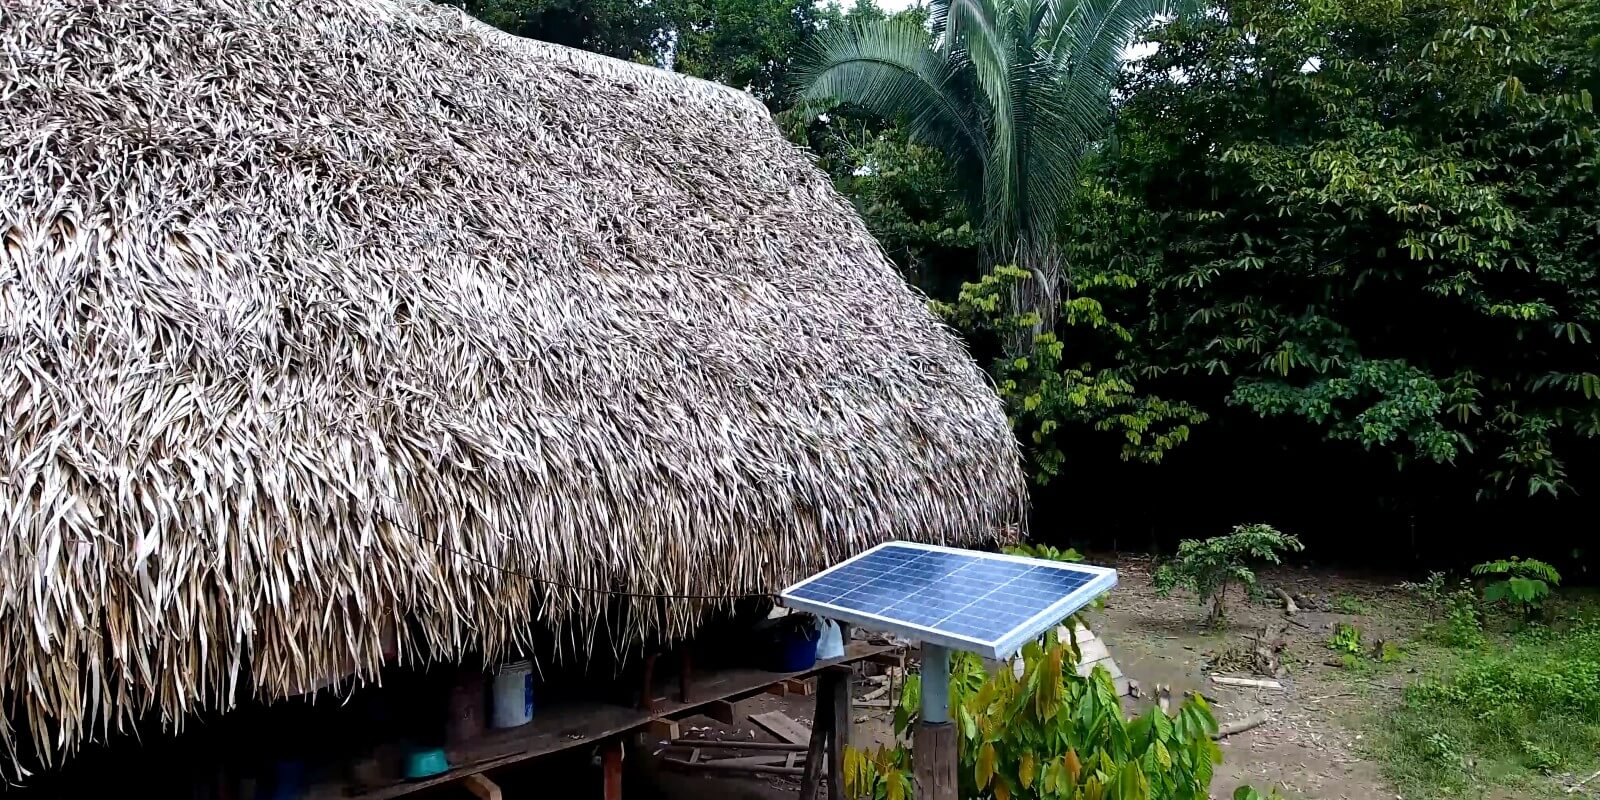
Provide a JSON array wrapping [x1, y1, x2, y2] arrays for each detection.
[[767, 626, 820, 672]]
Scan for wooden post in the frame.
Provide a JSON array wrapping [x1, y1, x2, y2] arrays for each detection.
[[828, 667, 850, 800], [798, 672, 837, 800], [679, 646, 693, 703], [601, 740, 624, 800], [639, 653, 658, 712], [913, 722, 958, 800]]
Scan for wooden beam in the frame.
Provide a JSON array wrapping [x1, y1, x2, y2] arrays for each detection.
[[639, 653, 659, 713], [782, 678, 815, 696], [797, 677, 835, 800], [666, 758, 806, 776], [863, 651, 905, 669], [694, 754, 794, 768], [748, 711, 812, 745], [601, 741, 623, 800], [668, 739, 806, 751], [704, 700, 738, 725], [460, 774, 502, 800], [679, 647, 693, 704], [829, 669, 850, 800], [646, 719, 680, 742]]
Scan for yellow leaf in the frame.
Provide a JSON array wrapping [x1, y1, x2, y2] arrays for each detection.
[[1065, 748, 1082, 785], [1019, 750, 1036, 789], [976, 742, 998, 789], [994, 778, 1012, 800], [1083, 775, 1105, 800], [886, 768, 904, 800]]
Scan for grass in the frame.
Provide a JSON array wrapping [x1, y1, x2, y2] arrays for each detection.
[[1333, 593, 1371, 615], [1365, 593, 1600, 799]]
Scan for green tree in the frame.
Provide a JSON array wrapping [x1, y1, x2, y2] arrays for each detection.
[[666, 0, 876, 105], [1081, 0, 1600, 496], [439, 0, 666, 60], [792, 0, 1185, 343]]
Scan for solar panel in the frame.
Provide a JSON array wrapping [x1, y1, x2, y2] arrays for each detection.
[[779, 542, 1117, 660]]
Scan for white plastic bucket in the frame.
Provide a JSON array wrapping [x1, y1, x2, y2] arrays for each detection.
[[490, 659, 534, 728]]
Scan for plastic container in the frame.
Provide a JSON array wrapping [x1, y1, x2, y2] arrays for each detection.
[[490, 659, 534, 728], [403, 747, 450, 780], [766, 625, 820, 672]]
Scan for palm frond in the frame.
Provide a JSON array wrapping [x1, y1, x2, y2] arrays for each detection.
[[793, 18, 988, 213]]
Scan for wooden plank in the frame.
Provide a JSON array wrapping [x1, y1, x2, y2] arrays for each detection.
[[764, 683, 788, 697], [705, 700, 739, 725], [647, 719, 680, 741], [701, 754, 794, 768], [783, 678, 815, 696], [308, 643, 897, 800], [864, 651, 904, 668], [461, 774, 502, 800], [666, 758, 806, 776], [749, 711, 812, 745], [668, 739, 807, 751], [852, 698, 891, 709], [1210, 676, 1282, 689]]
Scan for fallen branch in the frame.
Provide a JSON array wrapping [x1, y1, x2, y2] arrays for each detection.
[[1271, 587, 1298, 615], [1210, 675, 1282, 690], [1213, 710, 1270, 740], [1567, 768, 1600, 794]]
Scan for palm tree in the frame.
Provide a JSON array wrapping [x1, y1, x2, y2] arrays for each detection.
[[793, 0, 1177, 345]]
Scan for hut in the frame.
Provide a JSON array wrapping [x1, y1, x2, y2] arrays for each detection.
[[0, 0, 1026, 781]]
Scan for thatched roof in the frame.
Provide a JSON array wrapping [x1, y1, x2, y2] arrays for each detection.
[[0, 0, 1025, 775]]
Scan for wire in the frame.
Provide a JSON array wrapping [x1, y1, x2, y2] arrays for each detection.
[[374, 504, 779, 602]]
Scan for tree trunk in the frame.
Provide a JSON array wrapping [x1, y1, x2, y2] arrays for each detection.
[[995, 238, 1065, 355]]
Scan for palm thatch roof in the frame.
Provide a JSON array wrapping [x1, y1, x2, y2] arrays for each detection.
[[0, 0, 1025, 776]]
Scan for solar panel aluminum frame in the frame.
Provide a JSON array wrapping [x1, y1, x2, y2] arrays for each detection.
[[779, 541, 1118, 660]]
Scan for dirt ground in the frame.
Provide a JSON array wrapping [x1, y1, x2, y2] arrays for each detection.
[[632, 555, 1429, 800]]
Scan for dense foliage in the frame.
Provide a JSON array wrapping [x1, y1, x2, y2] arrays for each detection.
[[1080, 0, 1600, 498], [845, 636, 1225, 800]]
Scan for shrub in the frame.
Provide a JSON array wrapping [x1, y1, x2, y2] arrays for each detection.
[[1327, 622, 1364, 656], [844, 635, 1226, 800], [1005, 543, 1083, 563], [1398, 571, 1449, 619], [1152, 524, 1304, 626], [1425, 587, 1486, 649], [1472, 557, 1561, 618]]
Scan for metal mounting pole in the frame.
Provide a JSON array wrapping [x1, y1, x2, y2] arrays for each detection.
[[914, 643, 956, 800], [919, 643, 950, 724]]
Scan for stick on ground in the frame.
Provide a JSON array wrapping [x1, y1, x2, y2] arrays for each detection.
[[1213, 710, 1270, 739]]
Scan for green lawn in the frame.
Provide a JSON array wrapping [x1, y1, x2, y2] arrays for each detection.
[[1363, 592, 1600, 799]]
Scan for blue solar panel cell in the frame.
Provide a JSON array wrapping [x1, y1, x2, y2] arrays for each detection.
[[779, 542, 1118, 659]]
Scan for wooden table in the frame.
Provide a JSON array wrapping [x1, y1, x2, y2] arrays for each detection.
[[309, 642, 897, 800]]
